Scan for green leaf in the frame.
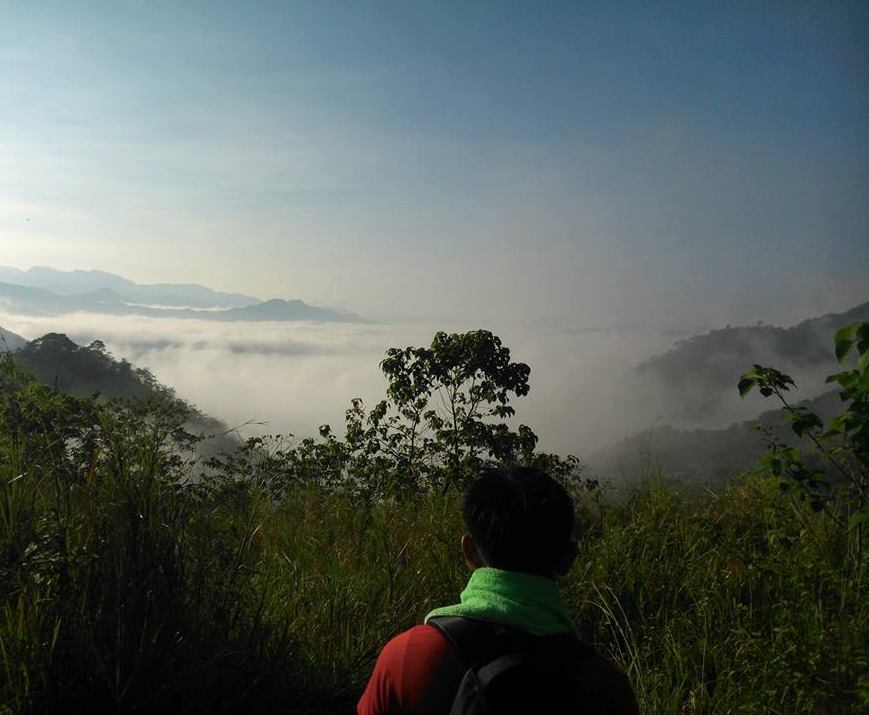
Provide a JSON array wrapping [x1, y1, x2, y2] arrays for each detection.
[[790, 410, 823, 437], [737, 376, 757, 398], [834, 322, 860, 364]]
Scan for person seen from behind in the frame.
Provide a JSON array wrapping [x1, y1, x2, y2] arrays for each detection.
[[358, 466, 639, 714]]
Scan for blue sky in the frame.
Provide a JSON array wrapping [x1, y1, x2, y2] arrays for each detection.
[[1, 1, 866, 326]]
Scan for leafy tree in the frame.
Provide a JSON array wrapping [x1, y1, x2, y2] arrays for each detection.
[[346, 330, 538, 491]]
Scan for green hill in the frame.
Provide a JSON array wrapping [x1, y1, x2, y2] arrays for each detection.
[[12, 333, 238, 456]]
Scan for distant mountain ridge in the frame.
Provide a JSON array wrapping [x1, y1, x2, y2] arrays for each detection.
[[0, 266, 258, 308], [634, 300, 869, 423], [0, 266, 365, 323]]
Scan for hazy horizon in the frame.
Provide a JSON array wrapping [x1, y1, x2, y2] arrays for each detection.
[[2, 2, 867, 452], [0, 260, 865, 331], [1, 291, 855, 457]]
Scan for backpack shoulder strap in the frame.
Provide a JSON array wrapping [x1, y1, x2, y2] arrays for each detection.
[[429, 618, 522, 715], [428, 616, 504, 667], [430, 616, 596, 670]]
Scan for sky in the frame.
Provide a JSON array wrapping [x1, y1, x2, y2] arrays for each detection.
[[1, 0, 867, 328]]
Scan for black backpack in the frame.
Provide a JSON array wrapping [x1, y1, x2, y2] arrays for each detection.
[[428, 616, 594, 715]]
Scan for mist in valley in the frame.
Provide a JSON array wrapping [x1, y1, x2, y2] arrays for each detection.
[[1, 302, 854, 466]]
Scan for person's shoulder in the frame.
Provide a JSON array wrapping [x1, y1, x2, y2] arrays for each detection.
[[380, 623, 448, 656], [406, 623, 448, 644], [366, 623, 458, 690], [358, 624, 463, 715]]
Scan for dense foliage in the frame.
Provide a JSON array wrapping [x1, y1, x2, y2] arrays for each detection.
[[1, 328, 866, 713], [11, 333, 235, 457]]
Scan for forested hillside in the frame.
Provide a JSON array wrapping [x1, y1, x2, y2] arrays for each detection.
[[635, 301, 869, 422], [11, 332, 238, 457], [589, 391, 843, 488]]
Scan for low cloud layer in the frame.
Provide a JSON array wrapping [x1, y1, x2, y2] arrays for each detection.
[[0, 310, 841, 458]]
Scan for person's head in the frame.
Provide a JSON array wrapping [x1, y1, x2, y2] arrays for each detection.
[[460, 466, 577, 579]]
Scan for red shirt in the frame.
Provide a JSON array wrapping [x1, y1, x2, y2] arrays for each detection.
[[358, 624, 464, 715], [357, 623, 639, 715]]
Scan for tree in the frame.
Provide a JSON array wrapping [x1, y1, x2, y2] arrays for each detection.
[[386, 329, 538, 489], [344, 330, 538, 492]]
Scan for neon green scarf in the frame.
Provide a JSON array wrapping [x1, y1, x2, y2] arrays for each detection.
[[424, 567, 575, 636]]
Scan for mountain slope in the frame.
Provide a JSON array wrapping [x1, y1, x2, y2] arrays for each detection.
[[0, 326, 26, 351], [12, 333, 238, 456], [634, 301, 869, 423], [215, 298, 362, 322], [588, 391, 843, 488]]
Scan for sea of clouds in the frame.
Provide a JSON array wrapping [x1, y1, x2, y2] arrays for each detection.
[[0, 310, 795, 457]]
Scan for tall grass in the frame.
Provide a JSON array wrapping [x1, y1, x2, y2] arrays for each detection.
[[565, 480, 866, 713], [1, 394, 866, 712]]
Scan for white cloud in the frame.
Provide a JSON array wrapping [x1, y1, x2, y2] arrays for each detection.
[[1, 304, 851, 459], [0, 310, 690, 455]]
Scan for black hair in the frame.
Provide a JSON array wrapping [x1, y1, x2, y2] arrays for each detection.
[[462, 466, 576, 577]]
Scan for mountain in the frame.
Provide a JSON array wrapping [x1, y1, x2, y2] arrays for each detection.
[[215, 298, 360, 322], [11, 333, 239, 456], [0, 266, 258, 308], [589, 391, 843, 489], [0, 326, 27, 351], [0, 282, 70, 314], [634, 301, 869, 423], [589, 302, 868, 488], [0, 278, 366, 323], [0, 282, 138, 316]]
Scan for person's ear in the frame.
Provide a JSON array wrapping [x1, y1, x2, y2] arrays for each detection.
[[555, 538, 578, 577], [461, 534, 485, 570]]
